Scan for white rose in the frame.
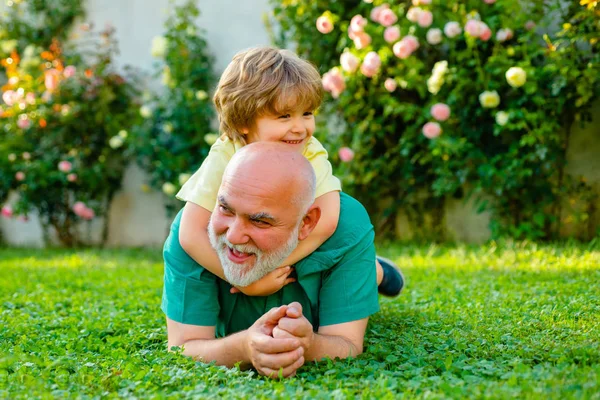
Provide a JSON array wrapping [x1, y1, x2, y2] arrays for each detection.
[[151, 36, 168, 58], [8, 153, 16, 162], [505, 67, 527, 88], [479, 90, 501, 108], [495, 111, 509, 126], [163, 123, 173, 133], [118, 130, 128, 138], [204, 133, 219, 145], [140, 105, 152, 119], [109, 136, 124, 149], [444, 21, 462, 38], [162, 182, 177, 196], [195, 90, 208, 100], [426, 28, 443, 45]]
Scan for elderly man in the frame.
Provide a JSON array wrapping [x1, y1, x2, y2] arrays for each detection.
[[162, 142, 380, 378]]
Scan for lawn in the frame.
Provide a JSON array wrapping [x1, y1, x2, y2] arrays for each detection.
[[1, 241, 599, 399]]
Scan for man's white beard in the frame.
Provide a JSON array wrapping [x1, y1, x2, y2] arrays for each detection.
[[207, 220, 300, 287]]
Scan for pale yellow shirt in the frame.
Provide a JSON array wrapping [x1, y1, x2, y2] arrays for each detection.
[[177, 136, 342, 211]]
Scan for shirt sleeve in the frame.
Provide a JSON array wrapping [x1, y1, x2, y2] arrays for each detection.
[[303, 137, 342, 198], [317, 201, 379, 326], [176, 138, 234, 211], [161, 210, 220, 326]]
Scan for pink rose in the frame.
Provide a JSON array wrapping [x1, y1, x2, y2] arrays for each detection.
[[81, 207, 95, 220], [360, 51, 381, 77], [484, 0, 496, 3], [58, 160, 73, 173], [384, 26, 401, 43], [17, 118, 31, 129], [378, 9, 398, 27], [322, 68, 346, 98], [404, 35, 420, 52], [339, 147, 355, 162], [370, 4, 389, 23], [1, 205, 12, 218], [316, 16, 334, 34], [22, 152, 31, 160], [73, 201, 87, 216], [67, 173, 78, 182], [25, 92, 36, 105], [340, 52, 360, 73], [393, 40, 413, 59], [431, 103, 451, 121], [2, 90, 16, 106], [350, 15, 367, 32], [465, 20, 483, 37], [353, 31, 372, 49], [384, 78, 397, 92], [15, 171, 26, 181], [444, 21, 462, 38], [44, 69, 61, 91], [417, 10, 433, 28], [406, 7, 422, 23], [422, 122, 442, 139], [525, 20, 536, 31], [479, 24, 492, 41], [63, 65, 77, 78]]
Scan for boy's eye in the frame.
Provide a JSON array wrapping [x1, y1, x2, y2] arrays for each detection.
[[278, 114, 291, 119], [303, 111, 313, 116]]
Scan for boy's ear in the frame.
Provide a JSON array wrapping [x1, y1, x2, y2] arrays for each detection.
[[298, 205, 321, 241]]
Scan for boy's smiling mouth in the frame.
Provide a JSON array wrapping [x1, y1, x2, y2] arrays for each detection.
[[282, 139, 304, 145]]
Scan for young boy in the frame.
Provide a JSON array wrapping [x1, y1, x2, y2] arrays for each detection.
[[175, 46, 403, 296]]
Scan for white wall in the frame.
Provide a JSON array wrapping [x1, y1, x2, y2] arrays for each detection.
[[1, 0, 273, 247]]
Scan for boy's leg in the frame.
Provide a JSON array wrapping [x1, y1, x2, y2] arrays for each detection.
[[376, 257, 405, 297]]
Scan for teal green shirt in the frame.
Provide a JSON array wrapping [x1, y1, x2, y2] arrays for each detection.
[[161, 192, 379, 337]]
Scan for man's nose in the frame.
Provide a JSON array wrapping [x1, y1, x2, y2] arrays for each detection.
[[225, 218, 250, 245]]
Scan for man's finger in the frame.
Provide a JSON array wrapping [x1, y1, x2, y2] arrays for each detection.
[[286, 301, 303, 318], [273, 325, 296, 339], [253, 335, 300, 354], [277, 316, 311, 336], [256, 305, 288, 326], [255, 346, 304, 371]]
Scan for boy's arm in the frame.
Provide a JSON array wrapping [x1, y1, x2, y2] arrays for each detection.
[[179, 202, 226, 280], [280, 190, 340, 267]]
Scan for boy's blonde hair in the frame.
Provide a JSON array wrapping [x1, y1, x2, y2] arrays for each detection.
[[213, 46, 323, 143]]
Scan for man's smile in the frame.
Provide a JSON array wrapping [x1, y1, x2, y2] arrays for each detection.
[[227, 246, 255, 264]]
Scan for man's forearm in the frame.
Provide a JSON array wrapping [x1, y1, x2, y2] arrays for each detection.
[[177, 330, 250, 368], [305, 332, 362, 362]]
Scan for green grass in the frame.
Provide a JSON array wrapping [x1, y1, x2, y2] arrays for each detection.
[[1, 241, 599, 399]]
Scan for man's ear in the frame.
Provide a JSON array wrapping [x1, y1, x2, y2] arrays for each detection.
[[298, 205, 321, 241]]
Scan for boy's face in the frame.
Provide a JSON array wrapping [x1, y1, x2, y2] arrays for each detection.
[[243, 106, 315, 151]]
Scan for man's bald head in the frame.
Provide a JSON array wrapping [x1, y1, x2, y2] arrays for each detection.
[[223, 142, 317, 216]]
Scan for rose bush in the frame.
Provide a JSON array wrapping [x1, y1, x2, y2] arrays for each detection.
[[269, 0, 599, 240], [0, 26, 141, 246], [131, 0, 215, 216]]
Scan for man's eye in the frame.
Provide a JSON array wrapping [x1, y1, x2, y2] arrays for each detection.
[[252, 219, 269, 226], [219, 205, 231, 214]]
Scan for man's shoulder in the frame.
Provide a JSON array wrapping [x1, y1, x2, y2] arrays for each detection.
[[320, 192, 373, 251]]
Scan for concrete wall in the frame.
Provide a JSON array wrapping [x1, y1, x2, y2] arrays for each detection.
[[1, 0, 273, 247], [1, 0, 598, 246]]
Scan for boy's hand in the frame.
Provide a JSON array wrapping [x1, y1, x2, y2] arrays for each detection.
[[230, 266, 296, 295]]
